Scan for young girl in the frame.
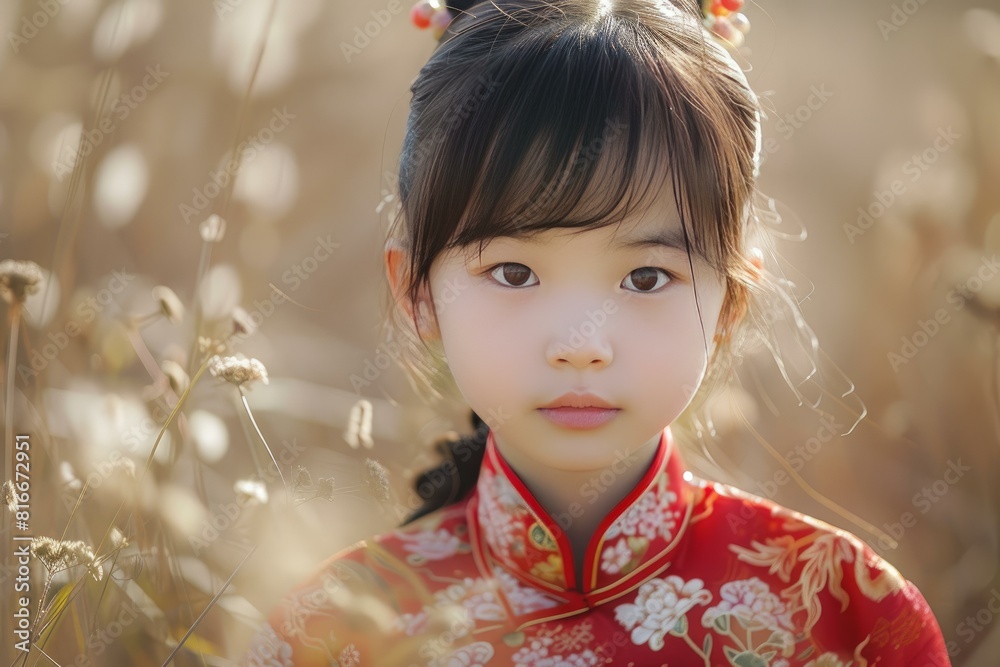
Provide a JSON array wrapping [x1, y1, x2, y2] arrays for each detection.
[[244, 0, 951, 664]]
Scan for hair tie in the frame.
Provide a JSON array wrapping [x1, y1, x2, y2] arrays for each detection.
[[410, 0, 752, 48], [701, 0, 751, 49], [409, 0, 459, 41]]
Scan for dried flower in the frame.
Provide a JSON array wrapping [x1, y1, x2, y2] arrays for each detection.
[[208, 355, 269, 389], [162, 359, 190, 396], [343, 399, 374, 449], [199, 214, 227, 243], [364, 459, 390, 504], [231, 306, 256, 337], [2, 480, 18, 513], [108, 456, 136, 479], [152, 285, 184, 325], [110, 528, 129, 550], [234, 478, 268, 505], [198, 336, 227, 355], [0, 259, 43, 306], [293, 466, 312, 491], [30, 537, 104, 581], [316, 477, 336, 501]]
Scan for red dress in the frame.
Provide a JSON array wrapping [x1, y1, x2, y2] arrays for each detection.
[[243, 427, 951, 666]]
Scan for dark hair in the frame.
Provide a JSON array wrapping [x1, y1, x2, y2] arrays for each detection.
[[387, 0, 765, 524], [401, 409, 490, 525]]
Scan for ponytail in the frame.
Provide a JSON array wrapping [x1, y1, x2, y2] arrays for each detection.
[[400, 410, 490, 525]]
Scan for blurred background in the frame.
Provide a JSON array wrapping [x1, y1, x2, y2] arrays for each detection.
[[0, 0, 998, 663]]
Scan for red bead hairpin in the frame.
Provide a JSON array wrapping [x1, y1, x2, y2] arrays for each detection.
[[701, 0, 751, 49], [410, 0, 455, 41], [410, 0, 751, 48]]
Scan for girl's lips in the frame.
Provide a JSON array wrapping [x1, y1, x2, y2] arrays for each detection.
[[537, 407, 621, 429]]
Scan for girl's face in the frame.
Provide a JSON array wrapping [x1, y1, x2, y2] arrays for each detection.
[[416, 189, 728, 474]]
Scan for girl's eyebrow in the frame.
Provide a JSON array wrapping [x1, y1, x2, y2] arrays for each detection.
[[612, 228, 689, 252]]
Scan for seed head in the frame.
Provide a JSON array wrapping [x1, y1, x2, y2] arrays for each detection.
[[231, 306, 256, 337], [199, 214, 227, 243], [292, 466, 312, 491], [208, 355, 269, 389], [0, 259, 43, 306], [152, 285, 184, 325], [2, 480, 18, 513], [30, 537, 104, 581], [234, 478, 268, 505], [162, 359, 190, 396], [364, 459, 390, 504], [316, 477, 336, 501]]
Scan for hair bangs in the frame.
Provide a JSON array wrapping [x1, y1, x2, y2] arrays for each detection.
[[448, 21, 684, 259]]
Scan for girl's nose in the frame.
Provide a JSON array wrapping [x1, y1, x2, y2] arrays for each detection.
[[545, 317, 614, 369]]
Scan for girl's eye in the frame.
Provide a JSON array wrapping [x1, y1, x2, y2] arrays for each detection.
[[489, 263, 538, 288], [622, 267, 672, 293]]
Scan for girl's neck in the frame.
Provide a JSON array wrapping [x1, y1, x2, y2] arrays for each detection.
[[494, 431, 662, 590]]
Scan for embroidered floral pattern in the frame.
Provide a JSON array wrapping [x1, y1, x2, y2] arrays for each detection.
[[702, 577, 795, 634], [336, 644, 360, 667], [614, 575, 712, 650], [244, 623, 295, 667], [399, 527, 468, 561], [429, 641, 495, 666], [245, 430, 949, 666], [600, 537, 634, 575], [476, 469, 524, 562], [511, 635, 601, 667], [494, 567, 561, 615], [604, 477, 680, 543]]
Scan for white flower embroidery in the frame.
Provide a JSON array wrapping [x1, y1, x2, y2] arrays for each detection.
[[477, 469, 524, 562], [512, 635, 601, 666], [244, 623, 294, 667], [337, 644, 360, 667], [605, 483, 679, 542], [437, 577, 506, 624], [494, 567, 561, 615], [429, 641, 495, 667], [393, 610, 430, 636], [599, 538, 633, 575], [427, 642, 493, 667], [614, 576, 712, 650], [399, 528, 466, 560], [702, 577, 794, 633]]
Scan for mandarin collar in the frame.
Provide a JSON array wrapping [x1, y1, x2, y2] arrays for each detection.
[[466, 426, 695, 612]]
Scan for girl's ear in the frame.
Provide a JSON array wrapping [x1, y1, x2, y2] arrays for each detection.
[[384, 238, 440, 340]]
